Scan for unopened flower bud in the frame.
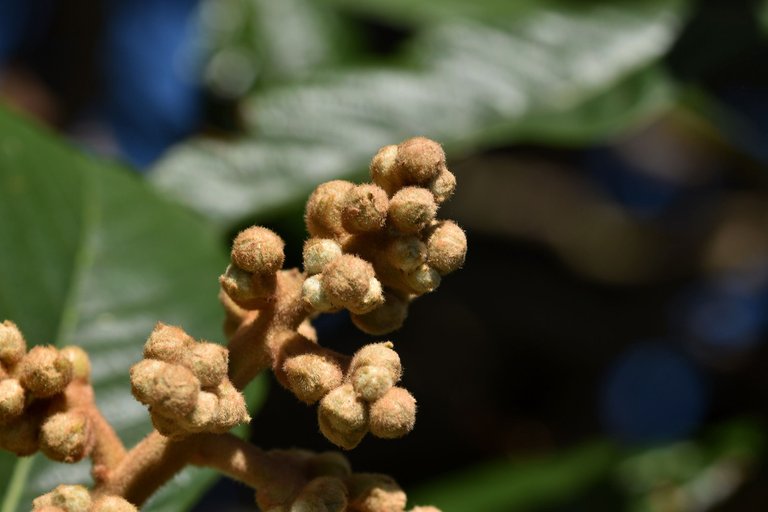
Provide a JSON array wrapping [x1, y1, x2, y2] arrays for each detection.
[[346, 473, 407, 512], [143, 323, 194, 363], [0, 406, 43, 455], [181, 391, 219, 432], [182, 342, 228, 388], [307, 451, 352, 479], [306, 180, 355, 238], [426, 221, 466, 275], [350, 292, 409, 336], [40, 410, 93, 463], [302, 275, 336, 312], [150, 411, 186, 439], [130, 360, 200, 417], [19, 346, 73, 398], [350, 343, 402, 382], [353, 277, 385, 315], [284, 353, 343, 404], [59, 346, 91, 382], [293, 476, 348, 512], [0, 320, 26, 366], [384, 237, 427, 272], [428, 168, 456, 204], [352, 365, 395, 402], [318, 384, 368, 450], [370, 145, 401, 195], [38, 485, 92, 512], [231, 226, 285, 275], [405, 264, 441, 294], [388, 187, 437, 234], [212, 379, 250, 432], [396, 137, 445, 185], [303, 239, 343, 275], [341, 184, 389, 234], [0, 378, 25, 424], [91, 496, 138, 512], [220, 264, 275, 309], [369, 387, 416, 439], [321, 255, 376, 311]]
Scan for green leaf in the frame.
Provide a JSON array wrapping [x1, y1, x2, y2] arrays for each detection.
[[0, 107, 256, 511], [151, 0, 685, 227]]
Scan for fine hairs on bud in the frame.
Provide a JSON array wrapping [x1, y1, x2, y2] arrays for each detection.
[[388, 187, 437, 234], [351, 291, 409, 336], [212, 379, 250, 432], [59, 346, 91, 382], [306, 180, 355, 238], [428, 168, 456, 204], [405, 264, 441, 295], [351, 365, 395, 402], [395, 137, 446, 186], [283, 352, 343, 404], [19, 346, 73, 398], [318, 384, 368, 450], [370, 144, 401, 195], [292, 476, 348, 512], [181, 342, 229, 388], [143, 323, 194, 363], [346, 473, 407, 512], [384, 237, 427, 272], [40, 410, 94, 463], [0, 320, 26, 366], [302, 275, 336, 312], [350, 343, 402, 383], [219, 264, 275, 308], [231, 226, 285, 275], [130, 360, 200, 417], [0, 403, 44, 455], [426, 221, 467, 275], [91, 496, 139, 512], [33, 484, 92, 512], [0, 378, 25, 424], [368, 387, 416, 439], [321, 255, 381, 313], [341, 184, 389, 234], [303, 238, 343, 275]]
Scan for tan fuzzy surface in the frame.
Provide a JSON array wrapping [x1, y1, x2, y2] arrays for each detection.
[[231, 226, 285, 275], [19, 346, 73, 398], [306, 180, 355, 238], [426, 221, 467, 275], [0, 320, 26, 366], [388, 187, 437, 234], [341, 184, 390, 234], [368, 387, 416, 439], [395, 137, 445, 185]]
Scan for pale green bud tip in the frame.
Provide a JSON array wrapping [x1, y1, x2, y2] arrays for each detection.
[[59, 346, 91, 382], [0, 320, 26, 366], [306, 180, 355, 238], [19, 346, 73, 398], [40, 410, 93, 463], [318, 384, 368, 450], [388, 187, 437, 235], [384, 237, 427, 272], [405, 264, 441, 295], [144, 322, 193, 362], [341, 184, 389, 234], [91, 496, 139, 512], [303, 275, 336, 312], [231, 226, 285, 275], [346, 474, 407, 512], [303, 238, 343, 275], [33, 484, 92, 512], [284, 353, 343, 404], [352, 365, 395, 402], [350, 292, 409, 336], [369, 387, 416, 439], [426, 221, 466, 275], [396, 137, 446, 185], [0, 378, 25, 423]]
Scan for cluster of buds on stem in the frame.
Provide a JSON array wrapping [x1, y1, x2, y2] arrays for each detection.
[[32, 485, 136, 512]]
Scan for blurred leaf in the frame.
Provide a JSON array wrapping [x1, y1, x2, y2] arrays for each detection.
[[408, 442, 619, 512], [151, 0, 685, 227], [0, 107, 258, 511]]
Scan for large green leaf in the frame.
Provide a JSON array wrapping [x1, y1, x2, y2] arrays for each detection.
[[151, 0, 685, 227], [0, 107, 253, 511]]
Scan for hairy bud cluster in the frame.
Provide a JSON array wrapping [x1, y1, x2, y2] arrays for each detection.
[[220, 226, 286, 310], [302, 138, 466, 335], [130, 323, 249, 438], [33, 485, 137, 512]]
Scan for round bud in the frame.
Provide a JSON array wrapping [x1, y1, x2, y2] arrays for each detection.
[[396, 137, 445, 185], [283, 353, 343, 404], [59, 346, 91, 382], [91, 496, 139, 512], [384, 237, 427, 272], [293, 476, 348, 512], [321, 255, 376, 310], [182, 342, 228, 388], [0, 320, 26, 366], [150, 411, 186, 439], [0, 409, 42, 455], [40, 410, 93, 463], [19, 346, 73, 398], [350, 292, 409, 336], [350, 343, 402, 382], [130, 360, 200, 417], [318, 384, 368, 450], [212, 379, 250, 432], [352, 366, 395, 402], [50, 484, 92, 512], [307, 451, 352, 479], [0, 379, 25, 424], [405, 264, 441, 294], [426, 221, 466, 275], [143, 323, 194, 363], [302, 275, 336, 312], [428, 168, 456, 204], [353, 277, 385, 315], [306, 180, 355, 238], [370, 145, 401, 195], [369, 387, 416, 439], [388, 187, 437, 234], [341, 184, 389, 234], [220, 264, 274, 309], [231, 226, 285, 275], [303, 238, 343, 275], [346, 473, 407, 512], [180, 391, 219, 432]]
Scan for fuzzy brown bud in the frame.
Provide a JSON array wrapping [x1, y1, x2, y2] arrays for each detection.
[[143, 323, 194, 362], [369, 387, 416, 439], [231, 226, 285, 275], [351, 366, 395, 402], [428, 168, 456, 204], [0, 408, 42, 455], [292, 476, 348, 512], [341, 184, 389, 234], [318, 384, 368, 450], [40, 410, 93, 463], [322, 255, 381, 313], [350, 343, 402, 382], [350, 292, 409, 336], [182, 342, 228, 388], [405, 264, 441, 294], [388, 187, 437, 234], [284, 353, 343, 404], [0, 378, 25, 424], [384, 237, 427, 272], [307, 452, 352, 479], [212, 379, 250, 432], [346, 474, 407, 512], [0, 320, 26, 366], [303, 275, 337, 312], [306, 180, 355, 238], [304, 238, 343, 275], [19, 346, 73, 398], [370, 145, 401, 195], [181, 391, 219, 432], [34, 485, 92, 512], [426, 221, 466, 275], [130, 360, 200, 417], [396, 137, 445, 185], [219, 264, 275, 309], [91, 496, 139, 512], [59, 346, 91, 382]]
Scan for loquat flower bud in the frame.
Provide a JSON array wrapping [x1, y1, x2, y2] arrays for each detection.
[[306, 180, 355, 238], [0, 320, 26, 366], [150, 411, 186, 439], [318, 384, 368, 450], [181, 342, 229, 388], [321, 255, 377, 312], [307, 451, 352, 479], [283, 353, 343, 404], [0, 406, 43, 455], [370, 145, 401, 195], [59, 346, 91, 382], [231, 226, 285, 275], [341, 184, 389, 234], [303, 238, 343, 275], [91, 496, 139, 512], [427, 168, 456, 204], [383, 237, 427, 272], [350, 292, 409, 336], [220, 264, 275, 309], [368, 387, 416, 439], [212, 379, 250, 432], [426, 221, 466, 275], [19, 346, 73, 398], [173, 390, 219, 433], [396, 137, 446, 186], [388, 187, 437, 234], [404, 264, 441, 294], [346, 473, 407, 512], [34, 485, 92, 512], [302, 275, 336, 312], [143, 323, 194, 363], [351, 365, 394, 402], [130, 360, 200, 417], [350, 343, 402, 382], [40, 410, 93, 463], [0, 378, 25, 424], [298, 319, 318, 342], [292, 476, 348, 512]]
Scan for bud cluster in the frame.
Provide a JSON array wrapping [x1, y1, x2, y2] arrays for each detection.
[[33, 485, 137, 512], [129, 323, 249, 439], [302, 137, 466, 335]]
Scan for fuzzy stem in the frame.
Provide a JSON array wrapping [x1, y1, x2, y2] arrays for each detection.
[[190, 433, 278, 488]]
